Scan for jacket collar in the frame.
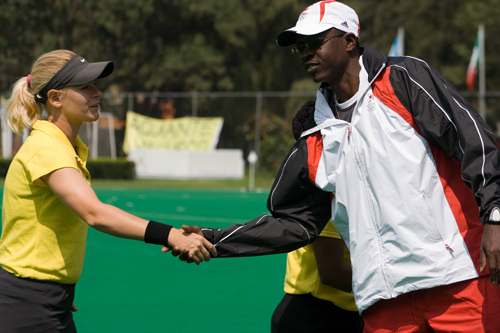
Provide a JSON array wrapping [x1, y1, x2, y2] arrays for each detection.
[[360, 47, 388, 82]]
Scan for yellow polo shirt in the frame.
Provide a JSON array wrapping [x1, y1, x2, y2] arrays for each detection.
[[284, 220, 357, 311], [0, 120, 90, 284]]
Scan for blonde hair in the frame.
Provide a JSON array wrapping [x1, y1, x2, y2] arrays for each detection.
[[6, 50, 76, 133]]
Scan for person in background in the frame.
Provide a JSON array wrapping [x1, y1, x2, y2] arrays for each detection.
[[160, 98, 177, 120], [271, 100, 363, 333], [178, 1, 500, 332], [0, 49, 216, 333]]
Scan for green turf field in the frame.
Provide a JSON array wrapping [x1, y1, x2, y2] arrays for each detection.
[[0, 185, 287, 332]]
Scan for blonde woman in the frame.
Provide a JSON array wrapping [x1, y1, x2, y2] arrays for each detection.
[[0, 50, 216, 332]]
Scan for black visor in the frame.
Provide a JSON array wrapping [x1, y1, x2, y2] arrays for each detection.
[[36, 55, 114, 103]]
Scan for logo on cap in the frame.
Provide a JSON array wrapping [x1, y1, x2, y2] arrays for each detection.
[[299, 12, 308, 21], [341, 21, 349, 28]]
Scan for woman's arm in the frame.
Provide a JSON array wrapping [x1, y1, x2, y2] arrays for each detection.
[[43, 167, 216, 264]]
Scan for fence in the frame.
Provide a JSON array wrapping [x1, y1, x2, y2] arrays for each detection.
[[96, 91, 318, 162], [1, 90, 500, 174]]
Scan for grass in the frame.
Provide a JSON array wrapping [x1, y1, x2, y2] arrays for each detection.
[[90, 170, 276, 190], [74, 187, 285, 333]]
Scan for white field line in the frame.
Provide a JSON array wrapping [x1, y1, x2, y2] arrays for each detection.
[[127, 211, 250, 224]]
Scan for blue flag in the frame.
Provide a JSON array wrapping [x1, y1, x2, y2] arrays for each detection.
[[389, 28, 404, 56]]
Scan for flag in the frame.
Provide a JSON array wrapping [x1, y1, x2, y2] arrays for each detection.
[[388, 27, 404, 57], [466, 29, 481, 91]]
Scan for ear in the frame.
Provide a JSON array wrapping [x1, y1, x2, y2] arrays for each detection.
[[46, 89, 62, 108], [344, 33, 358, 52]]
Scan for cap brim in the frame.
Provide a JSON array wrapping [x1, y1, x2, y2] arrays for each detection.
[[276, 30, 299, 47], [68, 61, 114, 86], [276, 26, 334, 47]]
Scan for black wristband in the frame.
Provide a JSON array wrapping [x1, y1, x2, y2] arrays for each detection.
[[144, 220, 173, 246]]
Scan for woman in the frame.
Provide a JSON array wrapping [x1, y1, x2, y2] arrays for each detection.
[[0, 49, 216, 332]]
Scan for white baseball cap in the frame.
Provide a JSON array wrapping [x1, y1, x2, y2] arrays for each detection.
[[276, 1, 360, 47]]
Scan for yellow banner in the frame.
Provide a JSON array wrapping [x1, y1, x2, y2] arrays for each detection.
[[123, 111, 223, 153]]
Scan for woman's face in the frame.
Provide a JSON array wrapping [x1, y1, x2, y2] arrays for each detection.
[[58, 82, 102, 124]]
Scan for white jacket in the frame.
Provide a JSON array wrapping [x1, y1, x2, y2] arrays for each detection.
[[309, 67, 475, 312]]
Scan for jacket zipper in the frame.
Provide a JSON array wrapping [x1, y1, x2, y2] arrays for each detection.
[[350, 61, 397, 296]]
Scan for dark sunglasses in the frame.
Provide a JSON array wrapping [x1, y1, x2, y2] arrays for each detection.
[[291, 34, 345, 54]]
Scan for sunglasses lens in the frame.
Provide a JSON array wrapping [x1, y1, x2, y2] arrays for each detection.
[[306, 38, 323, 49], [292, 37, 325, 54]]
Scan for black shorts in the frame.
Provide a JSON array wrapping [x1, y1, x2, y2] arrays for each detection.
[[0, 267, 77, 333], [271, 293, 363, 333]]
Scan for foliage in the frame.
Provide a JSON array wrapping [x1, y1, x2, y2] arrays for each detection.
[[0, 158, 135, 179], [348, 0, 500, 91], [2, 0, 498, 92], [0, 0, 310, 93], [3, 0, 498, 95], [255, 113, 296, 173], [0, 159, 12, 178], [2, 0, 500, 173], [86, 158, 136, 179]]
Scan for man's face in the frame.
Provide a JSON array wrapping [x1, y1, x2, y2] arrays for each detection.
[[294, 29, 351, 87]]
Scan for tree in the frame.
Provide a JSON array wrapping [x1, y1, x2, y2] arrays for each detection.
[[3, 0, 500, 173]]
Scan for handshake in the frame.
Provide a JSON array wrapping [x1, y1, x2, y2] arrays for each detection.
[[162, 225, 215, 265]]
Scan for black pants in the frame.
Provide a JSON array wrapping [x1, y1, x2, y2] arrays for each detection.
[[271, 293, 363, 333], [0, 268, 77, 333]]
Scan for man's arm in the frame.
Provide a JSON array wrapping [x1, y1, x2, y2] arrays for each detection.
[[182, 136, 331, 259], [390, 58, 500, 285], [390, 58, 500, 223]]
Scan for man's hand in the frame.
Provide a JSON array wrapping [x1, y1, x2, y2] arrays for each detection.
[[166, 225, 208, 263], [161, 227, 216, 265], [480, 223, 500, 286], [181, 225, 203, 235]]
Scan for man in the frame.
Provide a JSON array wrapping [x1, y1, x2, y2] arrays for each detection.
[[179, 1, 500, 331]]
